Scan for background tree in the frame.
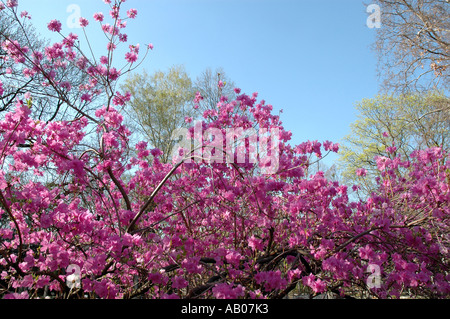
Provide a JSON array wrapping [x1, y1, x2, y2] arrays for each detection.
[[0, 9, 102, 123], [122, 66, 240, 163], [338, 91, 450, 196], [193, 67, 237, 115], [121, 65, 196, 163], [373, 0, 449, 94]]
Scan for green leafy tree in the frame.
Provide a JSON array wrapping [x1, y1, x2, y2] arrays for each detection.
[[338, 91, 450, 196], [121, 65, 196, 163]]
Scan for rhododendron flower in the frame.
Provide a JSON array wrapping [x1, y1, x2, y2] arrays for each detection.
[[255, 270, 287, 291], [248, 235, 263, 251], [20, 11, 31, 19], [62, 33, 78, 49], [135, 141, 148, 151], [386, 145, 397, 154], [212, 283, 245, 299], [148, 43, 154, 50], [6, 0, 18, 8], [0, 81, 3, 97], [59, 81, 72, 91], [3, 292, 29, 299], [375, 156, 391, 171], [302, 274, 327, 294], [119, 33, 128, 42], [47, 19, 62, 32], [100, 55, 108, 64], [194, 91, 203, 103], [79, 17, 89, 27], [80, 93, 92, 102], [127, 8, 138, 19], [93, 12, 104, 22], [150, 148, 163, 158], [129, 43, 140, 54], [107, 42, 116, 51], [117, 20, 127, 29], [110, 6, 120, 19], [172, 276, 188, 289], [112, 91, 131, 106], [356, 168, 367, 177], [125, 51, 138, 63]]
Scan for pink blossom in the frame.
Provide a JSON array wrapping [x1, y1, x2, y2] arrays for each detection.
[[93, 12, 104, 22], [302, 274, 327, 294], [110, 6, 120, 19], [47, 19, 62, 32], [20, 11, 31, 19], [62, 33, 78, 49], [125, 51, 138, 63], [172, 276, 188, 289], [150, 148, 163, 158], [255, 270, 287, 291], [127, 8, 138, 19], [375, 156, 391, 171], [6, 0, 18, 8], [386, 145, 397, 154], [119, 33, 128, 42], [81, 93, 92, 102], [212, 283, 245, 299], [79, 17, 89, 27], [356, 168, 367, 177], [107, 42, 116, 51], [248, 235, 263, 251], [194, 91, 203, 103], [100, 56, 108, 64], [3, 292, 29, 299]]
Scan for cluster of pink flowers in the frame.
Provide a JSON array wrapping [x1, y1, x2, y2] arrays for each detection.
[[47, 19, 62, 33], [0, 0, 448, 300]]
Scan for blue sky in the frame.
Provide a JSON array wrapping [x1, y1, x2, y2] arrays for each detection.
[[14, 0, 381, 166]]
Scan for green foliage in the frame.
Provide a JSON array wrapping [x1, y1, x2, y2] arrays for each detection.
[[338, 91, 450, 196], [121, 65, 196, 163]]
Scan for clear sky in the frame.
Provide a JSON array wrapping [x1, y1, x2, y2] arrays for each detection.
[[14, 0, 381, 166]]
